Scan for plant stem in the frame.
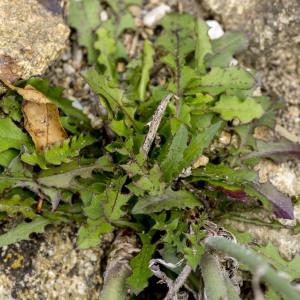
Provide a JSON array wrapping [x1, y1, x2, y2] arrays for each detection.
[[100, 264, 131, 300], [200, 252, 228, 300], [100, 231, 139, 300], [224, 275, 241, 300], [205, 237, 300, 300]]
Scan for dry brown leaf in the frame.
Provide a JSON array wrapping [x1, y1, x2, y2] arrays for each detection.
[[0, 78, 67, 151], [23, 101, 67, 150], [1, 79, 52, 104]]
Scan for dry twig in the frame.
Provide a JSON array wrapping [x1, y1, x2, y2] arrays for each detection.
[[142, 93, 173, 155], [149, 258, 192, 300]]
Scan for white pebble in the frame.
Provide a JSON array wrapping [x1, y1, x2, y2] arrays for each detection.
[[72, 100, 83, 110], [230, 58, 238, 66], [206, 20, 224, 40], [63, 63, 75, 75], [143, 4, 171, 27], [100, 11, 108, 22]]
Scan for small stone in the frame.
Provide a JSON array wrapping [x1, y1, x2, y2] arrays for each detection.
[[85, 251, 97, 262], [229, 58, 239, 66], [232, 118, 240, 126], [128, 5, 142, 17], [134, 17, 144, 27], [143, 4, 171, 27], [253, 126, 272, 141], [255, 160, 300, 196], [179, 167, 192, 178], [72, 48, 83, 70], [100, 10, 108, 22], [219, 131, 232, 145], [72, 101, 83, 111], [192, 155, 209, 169], [63, 63, 75, 75], [117, 62, 126, 73], [231, 134, 239, 148], [287, 106, 299, 118], [206, 20, 224, 39], [144, 28, 154, 36], [61, 51, 71, 62]]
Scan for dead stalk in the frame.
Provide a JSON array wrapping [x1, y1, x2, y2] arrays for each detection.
[[142, 93, 173, 155], [149, 258, 191, 300]]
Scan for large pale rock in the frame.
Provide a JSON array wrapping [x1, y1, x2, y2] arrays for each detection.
[[0, 0, 69, 91]]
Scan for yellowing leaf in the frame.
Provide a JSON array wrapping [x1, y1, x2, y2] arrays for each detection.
[[1, 80, 68, 151], [212, 95, 264, 124], [1, 80, 52, 104], [23, 101, 67, 151]]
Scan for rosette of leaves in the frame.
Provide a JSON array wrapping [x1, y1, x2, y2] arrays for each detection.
[[0, 3, 299, 299], [82, 9, 299, 299]]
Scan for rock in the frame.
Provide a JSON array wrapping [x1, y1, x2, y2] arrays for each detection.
[[206, 20, 224, 40], [192, 155, 209, 168], [255, 160, 300, 196], [0, 225, 113, 300], [221, 208, 300, 259], [128, 5, 142, 17], [0, 0, 69, 92], [143, 4, 171, 27]]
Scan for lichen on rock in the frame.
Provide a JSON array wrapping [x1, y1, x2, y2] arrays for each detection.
[[0, 0, 69, 92]]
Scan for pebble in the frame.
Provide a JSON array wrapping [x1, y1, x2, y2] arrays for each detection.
[[143, 4, 171, 27], [63, 63, 75, 75], [100, 10, 108, 22], [72, 48, 83, 70], [192, 155, 209, 169], [206, 20, 224, 39], [72, 100, 83, 110], [128, 5, 142, 17], [232, 118, 240, 126], [230, 58, 239, 66], [219, 131, 232, 145], [62, 51, 71, 62], [253, 126, 273, 141], [117, 62, 126, 73]]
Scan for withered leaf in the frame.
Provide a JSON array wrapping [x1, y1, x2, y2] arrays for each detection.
[[1, 79, 67, 151], [1, 80, 52, 104]]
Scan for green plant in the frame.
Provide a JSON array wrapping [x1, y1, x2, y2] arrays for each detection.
[[0, 2, 300, 299]]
